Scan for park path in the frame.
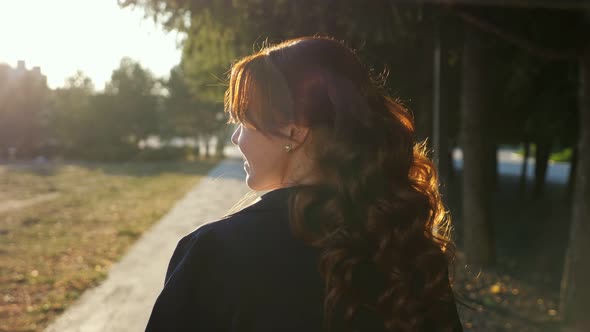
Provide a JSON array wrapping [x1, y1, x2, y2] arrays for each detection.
[[44, 155, 250, 332]]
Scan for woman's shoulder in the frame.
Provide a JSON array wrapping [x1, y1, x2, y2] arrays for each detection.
[[178, 196, 287, 253], [163, 212, 254, 282], [183, 188, 294, 245], [165, 187, 298, 280], [151, 207, 277, 330]]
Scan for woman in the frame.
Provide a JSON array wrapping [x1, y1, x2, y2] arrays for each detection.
[[145, 36, 464, 332]]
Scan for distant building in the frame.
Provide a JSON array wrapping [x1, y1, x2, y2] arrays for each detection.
[[0, 60, 49, 161], [0, 60, 47, 86]]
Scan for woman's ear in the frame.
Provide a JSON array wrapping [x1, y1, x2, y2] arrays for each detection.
[[283, 123, 310, 146]]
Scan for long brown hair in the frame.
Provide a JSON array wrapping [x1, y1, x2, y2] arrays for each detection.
[[225, 36, 459, 332]]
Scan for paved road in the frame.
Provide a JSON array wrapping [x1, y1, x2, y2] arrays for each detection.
[[44, 156, 249, 332]]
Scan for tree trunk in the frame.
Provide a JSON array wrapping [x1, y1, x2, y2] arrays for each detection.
[[560, 47, 590, 331], [534, 139, 551, 199], [460, 25, 495, 266], [204, 136, 210, 158], [566, 145, 578, 199], [487, 141, 498, 191], [520, 140, 530, 194], [215, 127, 228, 158], [414, 6, 434, 144], [432, 12, 450, 197]]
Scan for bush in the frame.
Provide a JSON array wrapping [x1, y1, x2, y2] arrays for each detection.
[[550, 147, 573, 162]]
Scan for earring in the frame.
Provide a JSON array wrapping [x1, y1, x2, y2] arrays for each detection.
[[284, 144, 293, 152]]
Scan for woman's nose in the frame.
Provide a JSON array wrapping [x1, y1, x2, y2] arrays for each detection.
[[231, 125, 240, 146]]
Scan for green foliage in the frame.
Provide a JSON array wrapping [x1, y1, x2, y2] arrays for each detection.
[[550, 147, 573, 162], [162, 65, 197, 138], [163, 64, 219, 139], [105, 57, 161, 145], [515, 145, 573, 162], [182, 9, 236, 106], [48, 71, 95, 156], [45, 58, 226, 161], [48, 60, 162, 161]]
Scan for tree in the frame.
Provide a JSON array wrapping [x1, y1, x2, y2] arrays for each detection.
[[163, 65, 200, 139], [49, 59, 162, 161], [120, 0, 442, 157], [180, 12, 240, 156], [560, 44, 590, 332], [460, 23, 496, 265], [105, 57, 160, 146], [48, 71, 95, 157]]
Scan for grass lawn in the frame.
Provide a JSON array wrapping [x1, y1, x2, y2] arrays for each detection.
[[0, 159, 219, 332]]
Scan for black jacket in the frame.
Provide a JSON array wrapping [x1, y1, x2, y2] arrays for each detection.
[[145, 186, 463, 332]]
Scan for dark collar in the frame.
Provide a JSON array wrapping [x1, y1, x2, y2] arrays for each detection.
[[240, 185, 305, 213], [239, 184, 324, 214], [259, 186, 299, 200]]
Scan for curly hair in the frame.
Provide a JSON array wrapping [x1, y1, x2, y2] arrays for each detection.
[[225, 36, 459, 332]]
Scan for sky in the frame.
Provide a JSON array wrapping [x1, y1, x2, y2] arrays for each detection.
[[0, 0, 183, 90]]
